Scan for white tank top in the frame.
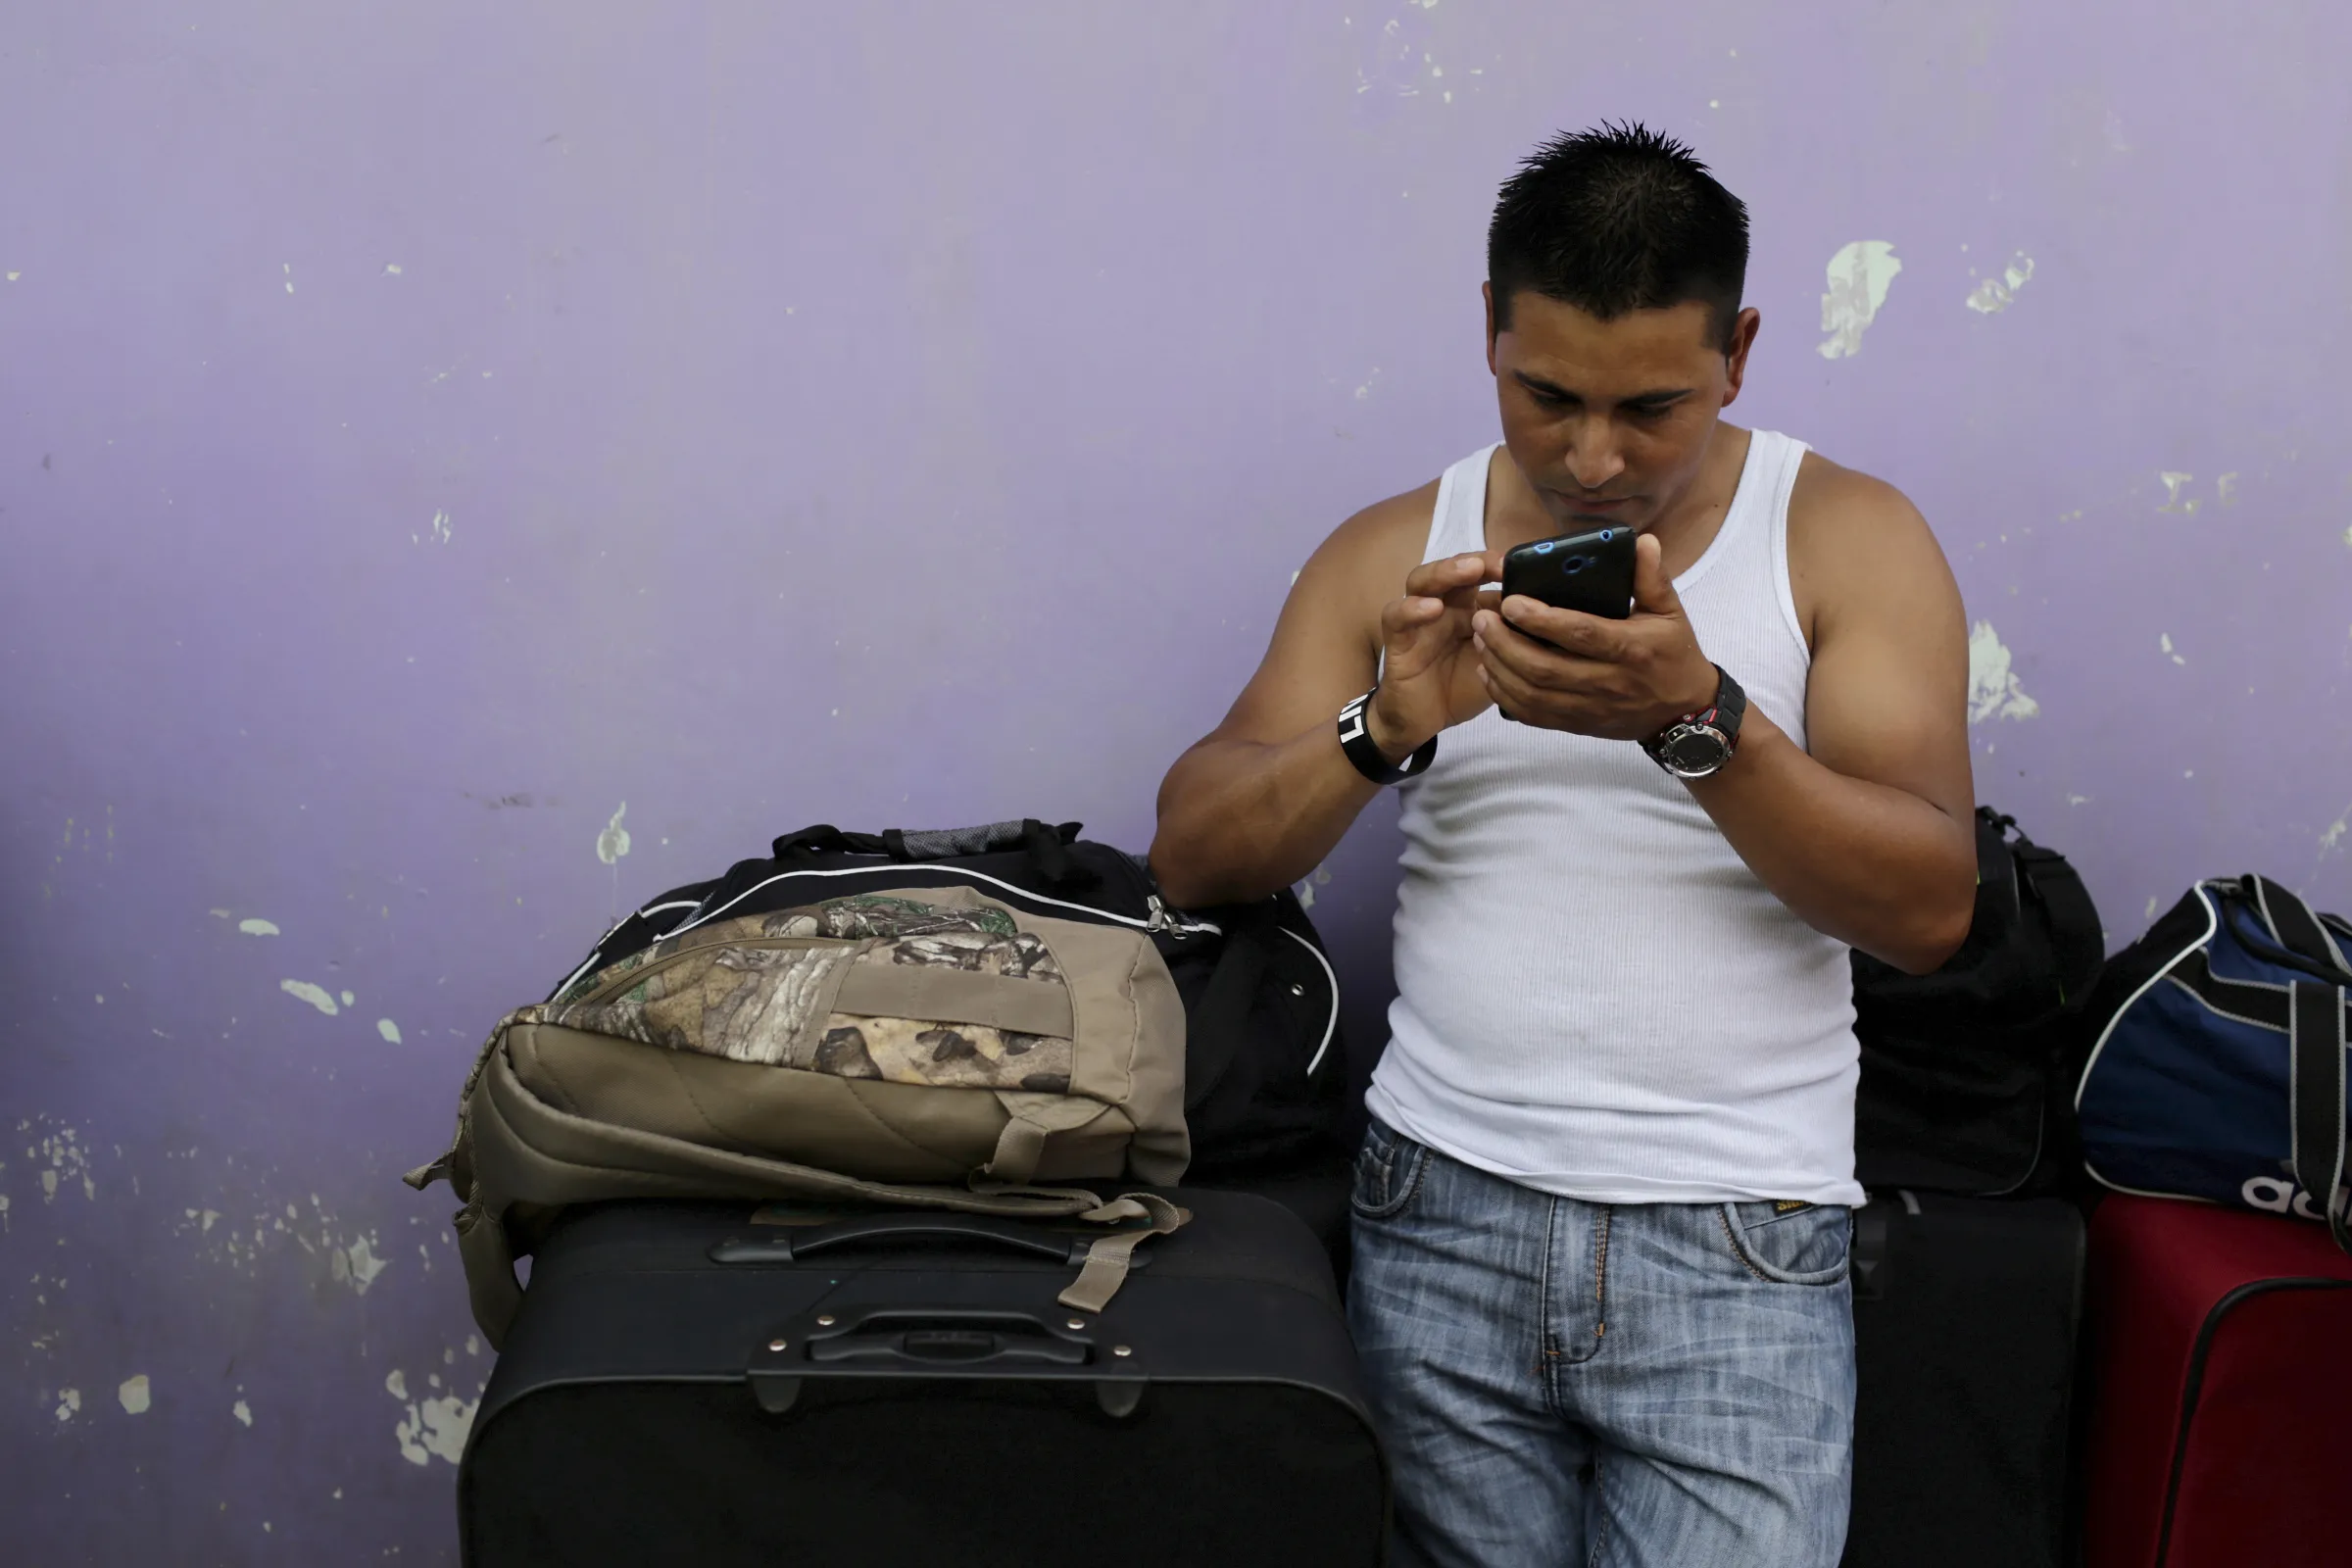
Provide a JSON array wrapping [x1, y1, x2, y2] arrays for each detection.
[[1366, 431, 1865, 1207]]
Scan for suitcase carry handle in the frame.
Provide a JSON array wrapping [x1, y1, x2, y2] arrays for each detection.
[[804, 1309, 1092, 1369], [710, 1209, 1153, 1269], [750, 1307, 1147, 1419]]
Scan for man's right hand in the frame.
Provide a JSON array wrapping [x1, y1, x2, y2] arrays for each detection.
[[1367, 553, 1500, 758]]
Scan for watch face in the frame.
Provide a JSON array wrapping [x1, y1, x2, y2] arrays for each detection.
[[1661, 724, 1731, 776]]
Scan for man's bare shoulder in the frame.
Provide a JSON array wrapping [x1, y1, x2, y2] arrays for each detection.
[[1785, 450, 1955, 641], [1290, 476, 1444, 633], [1308, 477, 1442, 581]]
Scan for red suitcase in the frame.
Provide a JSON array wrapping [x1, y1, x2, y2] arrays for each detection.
[[2083, 1194, 2352, 1568]]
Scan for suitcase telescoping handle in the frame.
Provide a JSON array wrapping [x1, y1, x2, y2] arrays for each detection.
[[710, 1209, 1151, 1269]]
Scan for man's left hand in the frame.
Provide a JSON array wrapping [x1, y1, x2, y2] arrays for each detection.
[[1471, 532, 1721, 742]]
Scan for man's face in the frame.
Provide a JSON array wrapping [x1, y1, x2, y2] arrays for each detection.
[[1486, 289, 1759, 533]]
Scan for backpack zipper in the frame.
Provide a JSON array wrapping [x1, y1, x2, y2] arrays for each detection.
[[568, 935, 857, 1008]]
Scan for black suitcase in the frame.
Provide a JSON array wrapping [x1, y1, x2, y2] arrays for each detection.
[[460, 1189, 1389, 1567], [1843, 1190, 2086, 1568]]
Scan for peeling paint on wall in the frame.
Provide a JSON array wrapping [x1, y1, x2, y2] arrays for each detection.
[[237, 917, 279, 936], [2158, 471, 2199, 514], [2160, 632, 2185, 665], [279, 980, 339, 1016], [597, 803, 632, 865], [55, 1388, 79, 1422], [389, 1366, 480, 1466], [118, 1375, 151, 1414], [1967, 620, 2039, 723], [376, 1018, 403, 1044], [336, 1234, 389, 1294], [1819, 241, 1902, 359], [28, 1121, 96, 1203], [1965, 251, 2034, 314]]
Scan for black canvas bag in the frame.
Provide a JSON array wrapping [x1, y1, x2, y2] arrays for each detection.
[[553, 819, 1347, 1178], [1842, 1189, 2086, 1568], [1852, 808, 2105, 1195], [458, 1191, 1389, 1568]]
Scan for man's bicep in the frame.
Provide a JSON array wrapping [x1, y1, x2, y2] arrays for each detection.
[[1799, 514, 1975, 820]]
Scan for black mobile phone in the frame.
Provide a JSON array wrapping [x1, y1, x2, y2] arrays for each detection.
[[1499, 525, 1638, 623]]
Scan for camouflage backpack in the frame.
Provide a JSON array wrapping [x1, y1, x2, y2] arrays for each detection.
[[407, 885, 1190, 1348]]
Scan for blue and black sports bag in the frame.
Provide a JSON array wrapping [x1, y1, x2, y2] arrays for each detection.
[[2076, 874, 2351, 1250]]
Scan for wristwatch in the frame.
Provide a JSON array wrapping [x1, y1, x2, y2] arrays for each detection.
[[1338, 688, 1437, 786], [1642, 665, 1745, 779]]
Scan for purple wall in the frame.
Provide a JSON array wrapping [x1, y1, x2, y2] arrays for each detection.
[[5, 1, 2348, 1557]]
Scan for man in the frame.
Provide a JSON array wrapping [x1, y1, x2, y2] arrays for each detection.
[[1149, 124, 1975, 1566]]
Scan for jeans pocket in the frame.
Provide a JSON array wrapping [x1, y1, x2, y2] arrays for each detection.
[[1716, 1201, 1851, 1287], [1349, 1119, 1432, 1221]]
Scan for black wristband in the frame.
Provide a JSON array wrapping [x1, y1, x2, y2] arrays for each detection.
[[1338, 689, 1437, 785]]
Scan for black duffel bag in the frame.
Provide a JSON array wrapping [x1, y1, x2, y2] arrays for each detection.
[[552, 818, 1347, 1178], [1851, 807, 2105, 1196]]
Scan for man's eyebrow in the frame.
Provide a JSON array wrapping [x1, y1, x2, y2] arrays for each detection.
[[1512, 371, 1695, 408]]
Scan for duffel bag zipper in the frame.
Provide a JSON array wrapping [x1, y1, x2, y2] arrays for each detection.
[[670, 864, 1224, 943]]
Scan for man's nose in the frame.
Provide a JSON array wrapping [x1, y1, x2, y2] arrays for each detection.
[[1563, 422, 1626, 492]]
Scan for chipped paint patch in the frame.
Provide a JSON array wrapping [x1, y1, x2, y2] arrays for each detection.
[[2314, 801, 2352, 883], [339, 990, 355, 1007], [5, 272, 19, 283], [2158, 471, 2199, 514], [237, 918, 279, 937], [31, 1122, 95, 1203], [1965, 252, 2035, 314], [280, 980, 339, 1016], [1818, 241, 1902, 359], [376, 1018, 403, 1045], [119, 1375, 151, 1414], [2216, 472, 2238, 506], [1966, 621, 2039, 723], [55, 1388, 79, 1421], [382, 263, 404, 275], [429, 508, 453, 544], [282, 263, 294, 295], [389, 1369, 479, 1466], [334, 1234, 389, 1295], [597, 803, 632, 865], [2160, 633, 2185, 665], [232, 1398, 252, 1427]]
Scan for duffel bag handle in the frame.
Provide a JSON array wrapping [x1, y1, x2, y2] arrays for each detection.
[[770, 824, 886, 859], [2247, 874, 2352, 983], [771, 819, 1090, 888]]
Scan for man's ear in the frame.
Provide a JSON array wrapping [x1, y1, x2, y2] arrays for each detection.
[[1722, 306, 1761, 407], [1484, 281, 1498, 378]]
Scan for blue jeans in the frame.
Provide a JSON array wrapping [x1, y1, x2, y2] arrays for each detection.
[[1348, 1117, 1856, 1568]]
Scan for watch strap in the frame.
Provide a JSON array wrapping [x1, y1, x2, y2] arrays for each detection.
[[1339, 689, 1437, 786]]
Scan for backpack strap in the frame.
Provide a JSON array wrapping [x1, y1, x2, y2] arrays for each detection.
[[1056, 1194, 1192, 1314], [2247, 875, 2352, 980], [1184, 905, 1273, 1116], [2012, 836, 2103, 1006], [2290, 980, 2352, 1253]]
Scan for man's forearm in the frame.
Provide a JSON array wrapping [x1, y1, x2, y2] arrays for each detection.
[[1687, 709, 1976, 973], [1149, 718, 1387, 908]]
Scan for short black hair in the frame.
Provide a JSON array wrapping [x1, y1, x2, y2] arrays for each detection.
[[1487, 122, 1749, 351]]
